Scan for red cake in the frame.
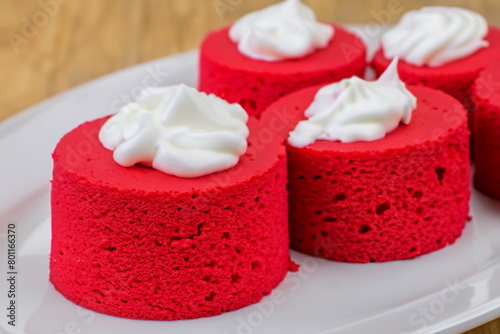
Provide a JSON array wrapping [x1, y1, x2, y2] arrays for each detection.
[[50, 117, 289, 320], [372, 26, 500, 110], [260, 84, 470, 263], [472, 62, 500, 200], [199, 23, 366, 117]]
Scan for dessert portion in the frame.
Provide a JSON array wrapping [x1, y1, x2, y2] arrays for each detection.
[[199, 0, 366, 117], [50, 85, 289, 320], [372, 7, 500, 110], [472, 63, 500, 200], [260, 61, 471, 263]]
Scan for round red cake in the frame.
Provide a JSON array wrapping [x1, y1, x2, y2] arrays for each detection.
[[372, 26, 500, 110], [472, 62, 500, 200], [199, 24, 366, 117], [260, 84, 470, 263], [50, 117, 289, 320]]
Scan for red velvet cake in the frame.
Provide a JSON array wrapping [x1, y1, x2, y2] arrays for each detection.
[[373, 26, 500, 110], [260, 84, 470, 263], [199, 23, 366, 117], [472, 62, 500, 200], [50, 117, 289, 320]]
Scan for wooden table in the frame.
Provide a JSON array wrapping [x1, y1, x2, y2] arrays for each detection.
[[1, 1, 499, 333]]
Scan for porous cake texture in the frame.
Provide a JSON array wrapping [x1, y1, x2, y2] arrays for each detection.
[[260, 84, 471, 263], [473, 62, 500, 200], [50, 117, 289, 320]]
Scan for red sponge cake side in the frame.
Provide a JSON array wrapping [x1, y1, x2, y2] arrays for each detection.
[[473, 62, 500, 200], [50, 117, 289, 320], [199, 24, 366, 117], [260, 84, 470, 263]]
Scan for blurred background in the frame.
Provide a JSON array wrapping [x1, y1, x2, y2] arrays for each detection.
[[0, 0, 499, 333], [1, 0, 500, 122]]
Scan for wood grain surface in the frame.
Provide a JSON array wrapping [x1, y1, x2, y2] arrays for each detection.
[[1, 1, 499, 333]]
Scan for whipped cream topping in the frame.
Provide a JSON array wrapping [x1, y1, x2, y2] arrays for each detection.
[[229, 0, 334, 61], [381, 6, 489, 67], [288, 58, 417, 147], [99, 84, 249, 178]]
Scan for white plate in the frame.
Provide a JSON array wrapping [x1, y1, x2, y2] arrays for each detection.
[[1, 30, 500, 334]]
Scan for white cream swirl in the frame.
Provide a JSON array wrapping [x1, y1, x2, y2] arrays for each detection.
[[99, 84, 249, 178], [288, 58, 416, 147], [381, 6, 489, 67], [228, 0, 334, 61]]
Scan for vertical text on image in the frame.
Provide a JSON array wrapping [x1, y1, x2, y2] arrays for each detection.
[[6, 222, 17, 327]]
